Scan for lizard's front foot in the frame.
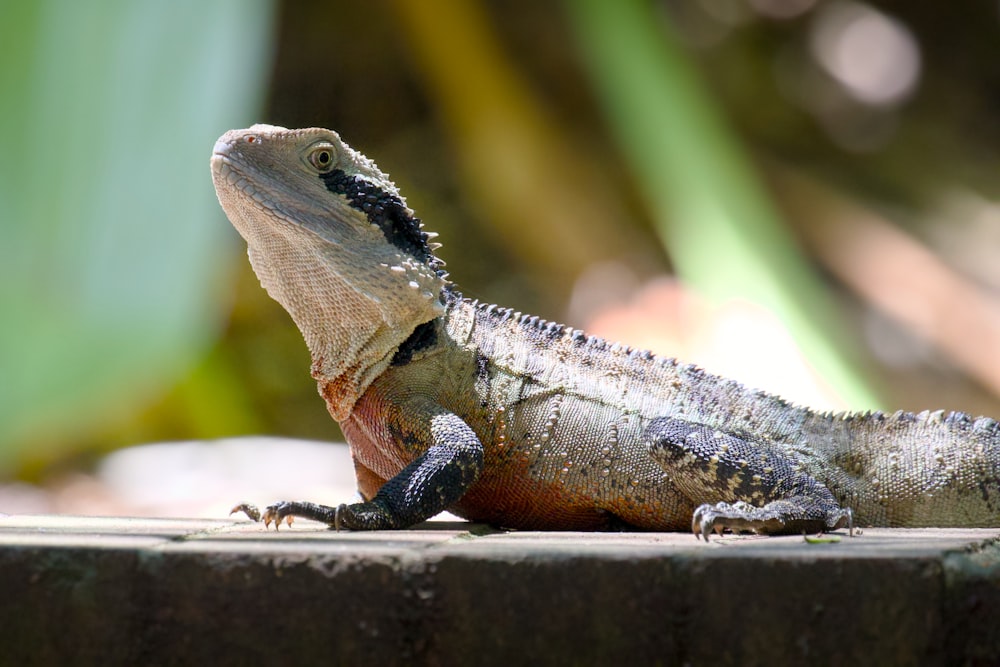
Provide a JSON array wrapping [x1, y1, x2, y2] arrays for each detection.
[[229, 500, 341, 529], [229, 499, 406, 530], [691, 501, 853, 541]]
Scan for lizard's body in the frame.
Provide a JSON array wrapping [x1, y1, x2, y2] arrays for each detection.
[[212, 125, 1000, 537]]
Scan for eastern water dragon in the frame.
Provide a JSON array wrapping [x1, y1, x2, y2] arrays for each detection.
[[211, 125, 1000, 539]]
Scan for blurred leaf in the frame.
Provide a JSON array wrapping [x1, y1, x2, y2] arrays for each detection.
[[0, 0, 276, 472], [565, 0, 880, 409], [391, 0, 647, 300]]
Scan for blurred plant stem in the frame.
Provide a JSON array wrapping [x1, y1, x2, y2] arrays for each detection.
[[776, 166, 1000, 400], [565, 0, 879, 409], [391, 0, 646, 300]]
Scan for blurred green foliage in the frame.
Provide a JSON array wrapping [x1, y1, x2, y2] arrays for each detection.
[[0, 0, 275, 474], [566, 0, 878, 407]]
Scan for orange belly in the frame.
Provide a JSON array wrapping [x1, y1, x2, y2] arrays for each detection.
[[338, 385, 692, 531]]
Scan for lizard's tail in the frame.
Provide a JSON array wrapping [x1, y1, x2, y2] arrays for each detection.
[[804, 409, 1000, 527]]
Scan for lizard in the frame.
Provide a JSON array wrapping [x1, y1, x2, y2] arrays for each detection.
[[211, 124, 1000, 539]]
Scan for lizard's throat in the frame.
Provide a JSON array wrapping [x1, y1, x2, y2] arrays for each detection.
[[245, 237, 444, 420]]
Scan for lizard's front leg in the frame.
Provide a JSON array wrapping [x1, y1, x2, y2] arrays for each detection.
[[234, 405, 484, 530], [644, 416, 852, 539]]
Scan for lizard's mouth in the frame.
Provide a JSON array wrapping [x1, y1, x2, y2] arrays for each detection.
[[209, 151, 232, 180], [210, 138, 237, 184], [211, 133, 239, 164], [211, 149, 348, 254], [212, 157, 279, 215], [211, 135, 246, 181], [210, 136, 287, 220]]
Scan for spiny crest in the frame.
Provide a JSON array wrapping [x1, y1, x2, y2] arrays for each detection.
[[472, 299, 680, 361], [821, 408, 1000, 437]]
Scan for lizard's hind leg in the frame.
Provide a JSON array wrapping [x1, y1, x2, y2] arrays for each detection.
[[644, 417, 852, 540]]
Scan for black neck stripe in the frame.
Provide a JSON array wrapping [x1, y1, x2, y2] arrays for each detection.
[[390, 319, 438, 366], [320, 169, 436, 266]]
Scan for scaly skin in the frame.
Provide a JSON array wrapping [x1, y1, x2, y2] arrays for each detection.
[[211, 125, 1000, 538]]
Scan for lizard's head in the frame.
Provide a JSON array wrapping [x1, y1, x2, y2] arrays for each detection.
[[211, 125, 448, 417]]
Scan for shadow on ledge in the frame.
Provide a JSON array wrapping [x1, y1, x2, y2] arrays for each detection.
[[1, 514, 999, 666]]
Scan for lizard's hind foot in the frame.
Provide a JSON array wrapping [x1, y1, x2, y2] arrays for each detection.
[[645, 417, 853, 540], [692, 500, 853, 541]]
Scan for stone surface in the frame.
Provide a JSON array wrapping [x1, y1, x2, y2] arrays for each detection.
[[1, 514, 999, 666]]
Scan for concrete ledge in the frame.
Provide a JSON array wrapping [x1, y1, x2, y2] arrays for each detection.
[[1, 515, 999, 666]]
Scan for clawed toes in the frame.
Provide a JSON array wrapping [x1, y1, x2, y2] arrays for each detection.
[[691, 503, 723, 541], [691, 505, 705, 540], [230, 502, 261, 522], [231, 502, 295, 530], [260, 505, 295, 530], [691, 502, 748, 541]]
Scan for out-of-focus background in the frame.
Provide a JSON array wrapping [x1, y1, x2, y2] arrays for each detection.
[[3, 0, 1000, 517]]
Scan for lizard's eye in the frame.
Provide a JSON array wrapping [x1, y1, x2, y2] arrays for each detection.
[[308, 145, 336, 172]]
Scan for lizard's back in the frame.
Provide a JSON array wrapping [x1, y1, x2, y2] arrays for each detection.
[[346, 296, 1000, 530]]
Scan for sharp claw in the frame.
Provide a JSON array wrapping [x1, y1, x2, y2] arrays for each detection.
[[691, 504, 717, 541], [230, 502, 261, 522]]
